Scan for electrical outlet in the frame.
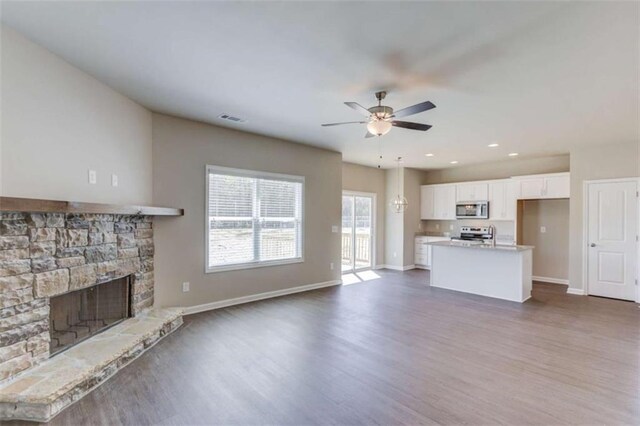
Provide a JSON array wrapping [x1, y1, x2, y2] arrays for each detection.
[[111, 174, 118, 187], [449, 225, 454, 230], [182, 282, 190, 292], [393, 252, 397, 258], [330, 262, 334, 270], [540, 226, 547, 234], [435, 224, 440, 230], [88, 169, 97, 185]]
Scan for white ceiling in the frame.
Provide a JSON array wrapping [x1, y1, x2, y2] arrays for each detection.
[[1, 1, 638, 169]]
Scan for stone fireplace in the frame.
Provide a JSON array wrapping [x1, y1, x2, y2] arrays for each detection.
[[0, 212, 156, 382], [0, 207, 183, 422]]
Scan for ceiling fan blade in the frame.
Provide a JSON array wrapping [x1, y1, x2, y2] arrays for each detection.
[[365, 131, 376, 138], [321, 121, 367, 127], [392, 101, 436, 118], [392, 121, 432, 131], [344, 102, 372, 117]]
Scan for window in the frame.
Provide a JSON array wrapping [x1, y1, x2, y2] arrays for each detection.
[[206, 165, 304, 272]]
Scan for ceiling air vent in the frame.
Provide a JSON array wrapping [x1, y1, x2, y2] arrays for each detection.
[[218, 114, 246, 123]]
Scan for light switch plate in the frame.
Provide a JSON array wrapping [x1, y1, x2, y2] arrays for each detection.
[[182, 282, 190, 292], [88, 170, 97, 185], [332, 225, 339, 233], [111, 174, 118, 187], [540, 226, 547, 233]]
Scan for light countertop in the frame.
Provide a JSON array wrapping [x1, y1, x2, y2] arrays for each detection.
[[426, 240, 534, 252]]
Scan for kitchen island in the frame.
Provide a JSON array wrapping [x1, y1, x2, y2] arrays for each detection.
[[427, 241, 534, 303]]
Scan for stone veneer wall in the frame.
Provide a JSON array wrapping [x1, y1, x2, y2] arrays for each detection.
[[0, 212, 155, 382]]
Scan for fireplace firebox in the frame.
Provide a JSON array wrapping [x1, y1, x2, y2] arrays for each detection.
[[49, 275, 132, 355]]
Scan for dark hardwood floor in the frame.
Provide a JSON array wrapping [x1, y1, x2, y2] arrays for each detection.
[[10, 270, 640, 425]]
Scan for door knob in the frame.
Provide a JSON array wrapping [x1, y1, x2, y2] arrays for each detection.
[[590, 243, 596, 247]]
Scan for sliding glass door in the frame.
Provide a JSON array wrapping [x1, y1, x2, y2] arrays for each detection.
[[341, 192, 375, 272]]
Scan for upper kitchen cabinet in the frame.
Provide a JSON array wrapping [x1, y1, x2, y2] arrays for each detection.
[[455, 182, 488, 202], [488, 179, 518, 221], [435, 185, 456, 219], [514, 172, 570, 200], [421, 184, 456, 220], [420, 185, 435, 219]]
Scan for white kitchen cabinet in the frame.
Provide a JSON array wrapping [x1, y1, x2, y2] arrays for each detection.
[[420, 184, 456, 220], [415, 236, 451, 269], [434, 185, 456, 219], [544, 174, 570, 198], [505, 180, 518, 219], [420, 173, 569, 223], [455, 182, 489, 202], [515, 173, 569, 200], [420, 185, 436, 220], [488, 179, 518, 221], [518, 177, 545, 199]]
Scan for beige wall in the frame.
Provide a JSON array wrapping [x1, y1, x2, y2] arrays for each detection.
[[152, 113, 342, 308], [569, 141, 639, 292], [342, 162, 385, 267], [423, 155, 570, 184], [1, 26, 152, 204], [521, 199, 570, 280]]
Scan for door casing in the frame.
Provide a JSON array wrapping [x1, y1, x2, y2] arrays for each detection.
[[582, 178, 639, 302], [342, 190, 376, 272]]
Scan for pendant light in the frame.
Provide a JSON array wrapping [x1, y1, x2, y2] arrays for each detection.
[[390, 157, 408, 213]]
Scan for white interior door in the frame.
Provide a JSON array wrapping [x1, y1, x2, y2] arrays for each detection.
[[587, 180, 638, 301]]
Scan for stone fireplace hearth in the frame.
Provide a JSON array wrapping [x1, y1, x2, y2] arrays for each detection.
[[0, 208, 183, 422]]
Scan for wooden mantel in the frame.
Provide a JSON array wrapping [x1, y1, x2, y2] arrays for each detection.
[[0, 196, 184, 216]]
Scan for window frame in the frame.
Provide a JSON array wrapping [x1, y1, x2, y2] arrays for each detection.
[[205, 165, 305, 273]]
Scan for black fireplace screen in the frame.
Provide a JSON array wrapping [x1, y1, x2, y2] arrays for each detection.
[[49, 275, 131, 355]]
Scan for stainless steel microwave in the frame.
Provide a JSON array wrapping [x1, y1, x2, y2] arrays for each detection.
[[456, 201, 489, 219]]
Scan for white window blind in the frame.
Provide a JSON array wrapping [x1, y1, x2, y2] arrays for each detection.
[[206, 166, 304, 272]]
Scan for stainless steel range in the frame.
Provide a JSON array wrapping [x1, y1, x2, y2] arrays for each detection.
[[452, 226, 495, 243]]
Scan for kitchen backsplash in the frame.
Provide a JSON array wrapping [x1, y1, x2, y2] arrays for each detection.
[[419, 220, 516, 243]]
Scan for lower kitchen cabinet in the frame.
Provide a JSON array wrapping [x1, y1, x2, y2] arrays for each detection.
[[415, 236, 451, 269]]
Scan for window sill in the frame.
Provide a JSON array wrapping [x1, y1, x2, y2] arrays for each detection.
[[205, 257, 304, 274]]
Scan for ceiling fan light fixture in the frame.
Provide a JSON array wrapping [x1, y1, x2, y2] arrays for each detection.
[[367, 119, 392, 136]]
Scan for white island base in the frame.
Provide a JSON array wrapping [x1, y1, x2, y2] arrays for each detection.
[[429, 242, 533, 303]]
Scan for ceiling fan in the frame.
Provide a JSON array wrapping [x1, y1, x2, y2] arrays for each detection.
[[321, 91, 436, 138]]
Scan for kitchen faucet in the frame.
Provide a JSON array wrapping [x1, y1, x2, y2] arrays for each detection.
[[488, 225, 496, 247]]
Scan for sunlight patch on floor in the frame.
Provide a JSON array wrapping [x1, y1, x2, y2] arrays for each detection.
[[341, 270, 381, 286]]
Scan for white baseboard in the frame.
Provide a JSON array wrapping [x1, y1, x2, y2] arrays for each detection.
[[567, 288, 585, 296], [379, 264, 415, 271], [532, 276, 569, 286], [183, 279, 342, 315]]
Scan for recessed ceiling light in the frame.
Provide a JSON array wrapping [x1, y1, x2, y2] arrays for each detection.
[[450, 160, 458, 164], [488, 143, 499, 148], [425, 153, 434, 157], [508, 152, 519, 157]]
